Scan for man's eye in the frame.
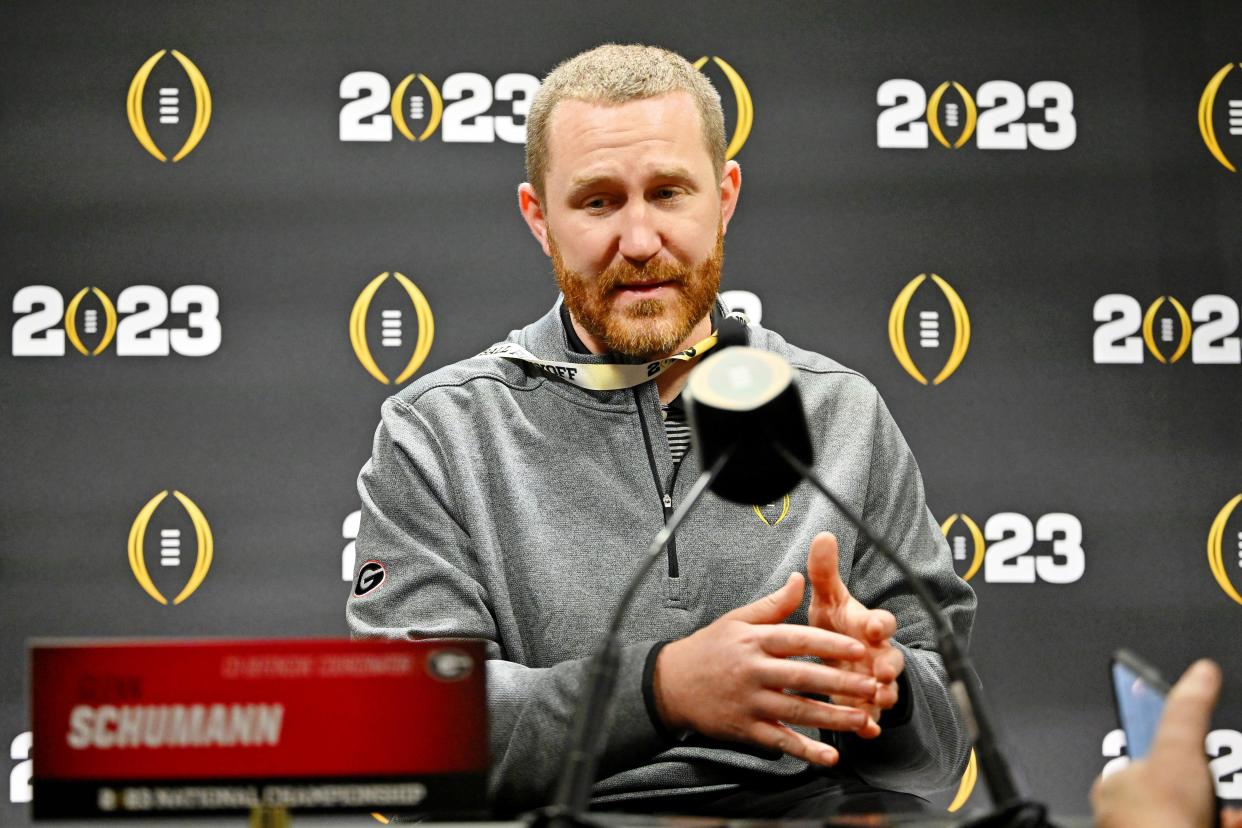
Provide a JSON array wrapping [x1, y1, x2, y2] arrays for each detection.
[[584, 197, 608, 210]]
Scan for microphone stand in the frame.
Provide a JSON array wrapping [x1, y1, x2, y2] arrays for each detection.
[[533, 450, 732, 828], [777, 445, 1053, 828]]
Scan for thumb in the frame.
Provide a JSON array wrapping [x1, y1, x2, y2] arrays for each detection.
[[725, 572, 805, 624], [807, 532, 849, 606]]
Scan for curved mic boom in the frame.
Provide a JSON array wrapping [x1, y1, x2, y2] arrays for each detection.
[[684, 345, 1031, 818]]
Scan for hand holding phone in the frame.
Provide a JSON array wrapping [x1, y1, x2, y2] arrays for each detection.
[[1095, 656, 1229, 828]]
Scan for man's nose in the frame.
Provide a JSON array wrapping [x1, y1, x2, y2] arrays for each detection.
[[616, 202, 662, 264]]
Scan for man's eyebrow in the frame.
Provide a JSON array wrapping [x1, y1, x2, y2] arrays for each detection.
[[567, 174, 617, 196], [650, 166, 696, 183], [566, 167, 698, 197]]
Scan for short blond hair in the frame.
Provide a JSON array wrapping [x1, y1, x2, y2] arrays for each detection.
[[525, 44, 726, 198]]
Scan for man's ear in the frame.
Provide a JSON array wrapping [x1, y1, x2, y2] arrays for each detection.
[[518, 183, 551, 257], [719, 160, 742, 235]]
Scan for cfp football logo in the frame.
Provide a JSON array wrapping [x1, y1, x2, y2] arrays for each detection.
[[1198, 62, 1242, 172], [10, 285, 221, 358], [941, 512, 1085, 584], [1102, 728, 1242, 799], [942, 749, 979, 813], [752, 495, 791, 527], [691, 56, 753, 160], [877, 79, 1075, 151], [349, 272, 434, 385], [888, 274, 970, 385], [128, 490, 213, 605], [127, 50, 212, 162], [339, 56, 752, 159], [1209, 493, 1242, 607], [1093, 294, 1240, 365]]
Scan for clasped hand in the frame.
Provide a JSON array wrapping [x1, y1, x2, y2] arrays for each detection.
[[653, 532, 905, 766]]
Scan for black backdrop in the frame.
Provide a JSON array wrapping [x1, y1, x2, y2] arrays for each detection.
[[3, 1, 1241, 821]]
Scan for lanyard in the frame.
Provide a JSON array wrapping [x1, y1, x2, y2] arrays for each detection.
[[479, 329, 722, 391]]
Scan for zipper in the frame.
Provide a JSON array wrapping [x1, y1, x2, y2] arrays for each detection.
[[663, 459, 685, 575], [634, 388, 679, 578]]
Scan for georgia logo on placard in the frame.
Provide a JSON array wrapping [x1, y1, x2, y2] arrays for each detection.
[[877, 79, 1075, 151], [888, 274, 971, 385], [1209, 493, 1242, 606], [349, 272, 434, 385], [1198, 62, 1242, 172], [941, 512, 1085, 584], [127, 50, 211, 162], [339, 55, 752, 158], [1093, 294, 1241, 365], [10, 285, 221, 358], [128, 490, 213, 605]]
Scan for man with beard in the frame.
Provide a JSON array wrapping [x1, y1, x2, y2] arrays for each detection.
[[348, 44, 975, 818]]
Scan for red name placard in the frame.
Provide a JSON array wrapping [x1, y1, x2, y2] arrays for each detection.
[[30, 638, 488, 819]]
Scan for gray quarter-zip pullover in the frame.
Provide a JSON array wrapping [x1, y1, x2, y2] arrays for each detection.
[[348, 297, 976, 813]]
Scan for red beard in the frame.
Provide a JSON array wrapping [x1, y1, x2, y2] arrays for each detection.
[[551, 228, 723, 359]]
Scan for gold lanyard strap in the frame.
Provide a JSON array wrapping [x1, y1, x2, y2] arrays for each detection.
[[480, 329, 721, 391]]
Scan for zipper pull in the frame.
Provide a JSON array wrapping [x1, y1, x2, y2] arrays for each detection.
[[662, 493, 673, 508]]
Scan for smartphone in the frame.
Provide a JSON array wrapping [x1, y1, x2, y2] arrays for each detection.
[[1111, 648, 1171, 760]]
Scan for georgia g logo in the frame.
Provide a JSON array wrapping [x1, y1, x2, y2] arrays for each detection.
[[353, 560, 387, 598], [128, 490, 213, 605], [888, 274, 971, 385], [349, 272, 435, 385], [127, 50, 212, 162], [1198, 62, 1242, 172]]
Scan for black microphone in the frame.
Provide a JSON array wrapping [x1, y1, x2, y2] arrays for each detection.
[[683, 346, 1050, 827], [684, 343, 811, 505], [713, 310, 751, 351], [535, 314, 759, 828]]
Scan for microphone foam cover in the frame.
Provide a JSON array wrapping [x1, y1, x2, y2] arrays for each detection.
[[685, 347, 814, 505]]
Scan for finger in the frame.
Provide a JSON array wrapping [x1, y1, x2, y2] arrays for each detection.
[[748, 720, 839, 767], [1088, 774, 1104, 805], [756, 659, 878, 699], [871, 644, 904, 685], [751, 690, 868, 733], [872, 678, 899, 710], [854, 715, 882, 739], [724, 573, 805, 624], [863, 609, 897, 644], [759, 624, 866, 661], [807, 532, 849, 607], [1150, 659, 1222, 761]]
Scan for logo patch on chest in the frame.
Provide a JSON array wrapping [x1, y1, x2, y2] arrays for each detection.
[[752, 495, 791, 527]]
